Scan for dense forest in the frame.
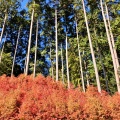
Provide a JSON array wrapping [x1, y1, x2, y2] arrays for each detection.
[[0, 0, 120, 94]]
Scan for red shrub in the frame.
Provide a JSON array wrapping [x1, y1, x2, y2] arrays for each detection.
[[0, 74, 120, 119]]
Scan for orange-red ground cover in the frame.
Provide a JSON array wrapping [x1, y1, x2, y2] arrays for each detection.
[[0, 74, 120, 119]]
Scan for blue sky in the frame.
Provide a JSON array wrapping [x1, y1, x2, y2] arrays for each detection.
[[21, 0, 29, 9]]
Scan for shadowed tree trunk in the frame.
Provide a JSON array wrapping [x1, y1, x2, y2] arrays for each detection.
[[82, 50, 90, 87], [94, 26, 109, 92], [24, 53, 27, 74], [50, 42, 54, 79], [11, 27, 21, 76], [98, 44, 109, 92], [76, 18, 85, 92]]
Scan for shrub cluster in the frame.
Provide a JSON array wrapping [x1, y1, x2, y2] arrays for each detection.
[[0, 74, 120, 119]]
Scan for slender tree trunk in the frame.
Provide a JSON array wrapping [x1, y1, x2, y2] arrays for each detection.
[[94, 26, 109, 92], [24, 37, 28, 74], [0, 32, 7, 62], [66, 32, 70, 88], [51, 63, 54, 79], [100, 0, 120, 93], [50, 44, 54, 78], [55, 7, 58, 81], [76, 18, 85, 92], [33, 19, 38, 78], [0, 13, 7, 44], [25, 8, 34, 75], [83, 51, 90, 87], [82, 0, 101, 93], [84, 61, 89, 86], [11, 27, 21, 76], [98, 45, 109, 92], [105, 3, 119, 69], [61, 43, 64, 83], [24, 54, 27, 74]]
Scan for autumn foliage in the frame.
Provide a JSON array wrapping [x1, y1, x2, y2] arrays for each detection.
[[0, 74, 120, 119]]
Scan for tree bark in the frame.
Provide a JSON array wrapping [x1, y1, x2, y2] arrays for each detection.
[[61, 43, 64, 83], [76, 18, 85, 92], [33, 19, 38, 78], [94, 26, 109, 92], [98, 44, 109, 92], [0, 13, 7, 44], [105, 3, 119, 69], [55, 7, 58, 81], [83, 51, 90, 87], [100, 0, 120, 93], [50, 43, 54, 78], [66, 32, 70, 88], [25, 8, 34, 75], [11, 27, 21, 76], [82, 0, 101, 93], [55, 6, 58, 81], [24, 54, 27, 74]]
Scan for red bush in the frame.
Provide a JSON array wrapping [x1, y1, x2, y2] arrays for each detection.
[[0, 74, 120, 119]]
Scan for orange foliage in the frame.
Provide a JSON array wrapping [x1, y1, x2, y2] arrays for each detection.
[[0, 74, 120, 119]]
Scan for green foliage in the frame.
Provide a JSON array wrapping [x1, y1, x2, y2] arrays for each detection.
[[27, 1, 40, 19], [0, 52, 12, 76]]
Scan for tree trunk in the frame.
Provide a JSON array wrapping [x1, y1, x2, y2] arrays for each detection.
[[0, 32, 7, 62], [50, 43, 54, 78], [82, 0, 101, 93], [11, 27, 21, 76], [33, 19, 38, 78], [55, 6, 58, 81], [0, 13, 7, 44], [24, 54, 27, 74], [98, 44, 109, 92], [76, 18, 85, 92], [25, 8, 34, 75], [61, 43, 64, 83], [94, 26, 109, 92], [100, 0, 120, 93], [83, 51, 90, 87], [66, 32, 70, 88], [105, 3, 119, 69]]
